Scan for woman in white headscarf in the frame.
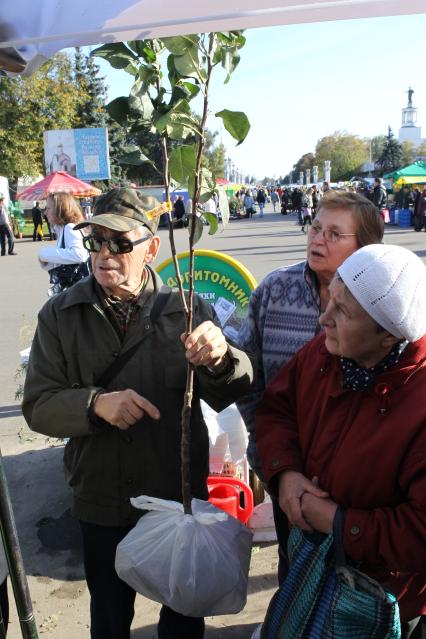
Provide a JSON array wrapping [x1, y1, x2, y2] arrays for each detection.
[[257, 245, 426, 638]]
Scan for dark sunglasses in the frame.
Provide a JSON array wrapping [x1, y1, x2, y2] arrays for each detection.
[[83, 233, 151, 255]]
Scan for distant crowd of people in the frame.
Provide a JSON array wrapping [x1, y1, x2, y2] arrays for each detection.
[[227, 177, 426, 234], [230, 182, 328, 230]]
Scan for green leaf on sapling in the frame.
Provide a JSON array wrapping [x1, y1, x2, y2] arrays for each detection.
[[169, 145, 196, 185], [188, 215, 204, 245], [215, 109, 250, 145], [92, 43, 138, 70], [203, 211, 219, 235], [106, 97, 131, 125], [129, 79, 154, 120], [162, 35, 199, 55]]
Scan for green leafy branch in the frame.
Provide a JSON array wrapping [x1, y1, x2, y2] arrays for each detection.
[[93, 31, 250, 513]]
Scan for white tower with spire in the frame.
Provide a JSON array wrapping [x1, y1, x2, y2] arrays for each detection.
[[399, 87, 422, 144]]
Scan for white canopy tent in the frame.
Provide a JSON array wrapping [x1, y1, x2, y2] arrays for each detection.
[[0, 0, 425, 74]]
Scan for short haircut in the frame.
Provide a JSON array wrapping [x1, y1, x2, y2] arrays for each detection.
[[317, 190, 384, 247]]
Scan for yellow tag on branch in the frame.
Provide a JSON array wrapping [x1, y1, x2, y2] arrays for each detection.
[[146, 201, 172, 220]]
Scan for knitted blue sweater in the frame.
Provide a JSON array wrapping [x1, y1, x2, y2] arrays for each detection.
[[236, 260, 321, 477]]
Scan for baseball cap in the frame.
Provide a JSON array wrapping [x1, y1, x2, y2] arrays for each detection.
[[75, 188, 164, 234]]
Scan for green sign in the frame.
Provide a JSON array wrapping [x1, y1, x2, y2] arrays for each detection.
[[156, 250, 257, 341]]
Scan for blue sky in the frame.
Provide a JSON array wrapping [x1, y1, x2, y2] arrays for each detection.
[[95, 13, 426, 180]]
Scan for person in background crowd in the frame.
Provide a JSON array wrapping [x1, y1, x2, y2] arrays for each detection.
[[23, 187, 255, 639], [372, 177, 387, 214], [32, 201, 44, 241], [271, 189, 280, 213], [172, 195, 185, 228], [236, 191, 384, 584], [291, 188, 302, 222], [311, 185, 320, 220], [256, 244, 426, 639], [184, 196, 193, 225], [301, 187, 313, 233], [243, 190, 255, 218], [43, 208, 53, 240], [256, 188, 266, 218], [408, 189, 417, 209], [322, 181, 330, 195], [280, 189, 289, 215], [412, 188, 421, 215], [413, 187, 426, 232], [0, 197, 17, 256], [38, 193, 90, 294], [358, 182, 371, 201]]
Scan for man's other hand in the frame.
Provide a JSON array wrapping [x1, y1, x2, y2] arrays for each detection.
[[94, 389, 160, 430]]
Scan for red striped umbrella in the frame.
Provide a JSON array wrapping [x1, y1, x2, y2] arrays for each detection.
[[17, 171, 102, 200]]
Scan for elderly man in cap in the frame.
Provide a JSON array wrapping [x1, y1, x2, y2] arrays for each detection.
[[256, 244, 426, 638], [23, 188, 255, 639]]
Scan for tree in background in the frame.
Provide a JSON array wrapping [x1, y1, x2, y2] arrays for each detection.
[[205, 141, 226, 178], [366, 135, 386, 173], [400, 140, 417, 166], [74, 47, 107, 128], [415, 142, 426, 159], [315, 131, 368, 181], [73, 48, 130, 188], [376, 126, 402, 175], [0, 53, 82, 196], [293, 152, 314, 175]]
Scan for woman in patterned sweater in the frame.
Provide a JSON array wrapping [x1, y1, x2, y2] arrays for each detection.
[[237, 190, 384, 581]]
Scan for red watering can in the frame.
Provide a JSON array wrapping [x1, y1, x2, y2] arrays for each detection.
[[207, 476, 254, 525]]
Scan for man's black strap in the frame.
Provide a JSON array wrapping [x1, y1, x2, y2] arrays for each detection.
[[94, 285, 172, 389]]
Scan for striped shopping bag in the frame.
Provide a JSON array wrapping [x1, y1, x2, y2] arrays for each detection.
[[261, 509, 400, 639]]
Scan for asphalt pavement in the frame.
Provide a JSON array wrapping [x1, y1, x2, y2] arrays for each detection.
[[0, 205, 424, 637]]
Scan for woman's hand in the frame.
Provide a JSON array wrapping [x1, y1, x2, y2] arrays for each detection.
[[300, 492, 338, 534], [278, 471, 329, 532]]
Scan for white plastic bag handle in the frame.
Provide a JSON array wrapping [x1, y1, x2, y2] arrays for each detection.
[[130, 496, 183, 512], [130, 495, 228, 524]]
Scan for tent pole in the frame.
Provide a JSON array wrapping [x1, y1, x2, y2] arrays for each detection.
[[0, 450, 38, 638]]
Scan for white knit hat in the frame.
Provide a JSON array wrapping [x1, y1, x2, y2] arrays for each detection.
[[337, 244, 426, 342]]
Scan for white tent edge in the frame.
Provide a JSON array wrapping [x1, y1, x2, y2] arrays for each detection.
[[1, 0, 426, 51]]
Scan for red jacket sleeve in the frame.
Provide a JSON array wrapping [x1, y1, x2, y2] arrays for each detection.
[[344, 437, 426, 574], [255, 349, 304, 490]]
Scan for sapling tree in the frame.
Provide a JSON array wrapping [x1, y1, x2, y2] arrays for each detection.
[[93, 32, 250, 512]]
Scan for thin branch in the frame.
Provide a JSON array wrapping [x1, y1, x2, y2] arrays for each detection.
[[155, 75, 188, 315], [180, 32, 216, 515]]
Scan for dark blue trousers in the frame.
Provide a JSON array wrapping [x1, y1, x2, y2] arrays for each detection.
[[0, 225, 14, 256], [79, 521, 205, 639]]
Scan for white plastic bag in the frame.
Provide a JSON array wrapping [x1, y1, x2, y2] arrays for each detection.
[[202, 400, 248, 464], [115, 495, 253, 617]]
